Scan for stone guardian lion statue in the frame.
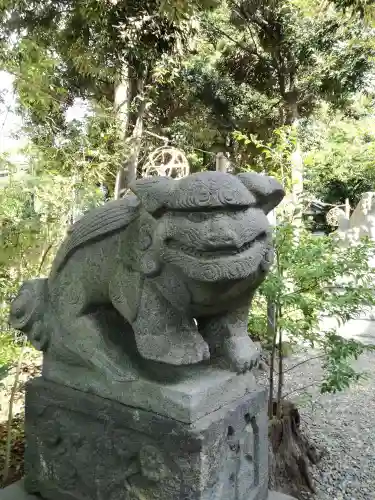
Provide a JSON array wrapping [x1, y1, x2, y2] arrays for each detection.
[[9, 171, 284, 382]]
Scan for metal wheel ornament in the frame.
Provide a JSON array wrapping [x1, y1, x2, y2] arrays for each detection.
[[142, 147, 190, 179]]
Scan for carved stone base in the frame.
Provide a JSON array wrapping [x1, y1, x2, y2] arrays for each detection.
[[42, 353, 259, 424], [0, 482, 297, 500], [24, 377, 269, 500]]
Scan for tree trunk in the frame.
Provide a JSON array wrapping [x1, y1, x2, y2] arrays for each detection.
[[123, 78, 147, 188], [289, 102, 303, 205], [267, 300, 277, 419], [287, 100, 304, 241], [114, 63, 131, 200], [268, 400, 323, 499], [113, 65, 147, 199]]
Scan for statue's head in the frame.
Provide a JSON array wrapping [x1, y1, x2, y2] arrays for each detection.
[[130, 171, 284, 283]]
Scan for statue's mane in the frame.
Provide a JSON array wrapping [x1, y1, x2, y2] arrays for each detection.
[[50, 195, 141, 277]]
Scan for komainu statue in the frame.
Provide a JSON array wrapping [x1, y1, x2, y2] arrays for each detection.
[[9, 171, 284, 384]]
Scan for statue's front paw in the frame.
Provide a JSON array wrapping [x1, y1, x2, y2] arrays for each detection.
[[222, 337, 260, 373], [136, 332, 210, 366]]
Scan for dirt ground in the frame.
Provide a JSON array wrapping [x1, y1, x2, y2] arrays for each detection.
[[0, 348, 41, 487]]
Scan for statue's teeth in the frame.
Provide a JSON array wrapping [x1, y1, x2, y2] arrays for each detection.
[[168, 238, 259, 259]]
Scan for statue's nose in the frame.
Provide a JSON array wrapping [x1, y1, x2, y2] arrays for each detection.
[[206, 227, 238, 248]]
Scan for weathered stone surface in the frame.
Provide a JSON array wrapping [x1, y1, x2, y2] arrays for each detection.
[[9, 171, 285, 399], [42, 353, 259, 423], [267, 492, 297, 500], [0, 482, 39, 500], [0, 482, 296, 500], [24, 377, 269, 500]]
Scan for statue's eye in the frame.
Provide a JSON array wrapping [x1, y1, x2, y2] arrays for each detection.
[[186, 212, 210, 223]]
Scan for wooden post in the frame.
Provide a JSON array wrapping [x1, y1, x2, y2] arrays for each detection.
[[216, 152, 228, 173], [345, 198, 350, 219]]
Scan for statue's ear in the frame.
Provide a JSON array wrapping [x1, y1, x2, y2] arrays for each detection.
[[237, 172, 285, 214], [129, 177, 172, 214]]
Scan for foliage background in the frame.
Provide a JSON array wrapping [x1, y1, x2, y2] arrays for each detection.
[[0, 0, 375, 491]]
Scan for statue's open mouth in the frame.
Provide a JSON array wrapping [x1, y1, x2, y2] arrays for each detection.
[[165, 231, 268, 260]]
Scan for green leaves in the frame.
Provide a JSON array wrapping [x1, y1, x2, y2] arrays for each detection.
[[0, 168, 104, 337], [233, 127, 297, 183], [321, 333, 369, 393], [248, 210, 375, 395], [304, 106, 375, 205], [328, 0, 375, 22]]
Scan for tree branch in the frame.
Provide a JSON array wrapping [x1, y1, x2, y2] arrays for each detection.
[[283, 354, 325, 375], [284, 380, 321, 399], [38, 242, 53, 274], [283, 381, 321, 399], [144, 130, 169, 144], [202, 19, 262, 60]]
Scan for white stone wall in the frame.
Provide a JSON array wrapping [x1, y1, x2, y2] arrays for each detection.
[[336, 192, 375, 247]]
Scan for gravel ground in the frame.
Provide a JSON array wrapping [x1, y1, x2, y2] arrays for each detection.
[[256, 320, 375, 500]]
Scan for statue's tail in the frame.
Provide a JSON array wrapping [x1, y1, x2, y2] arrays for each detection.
[[9, 278, 50, 351]]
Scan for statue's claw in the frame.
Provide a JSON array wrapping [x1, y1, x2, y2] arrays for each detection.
[[222, 337, 260, 373]]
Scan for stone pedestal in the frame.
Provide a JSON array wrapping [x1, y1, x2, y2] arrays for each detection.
[[24, 377, 269, 500], [41, 356, 260, 424], [0, 482, 296, 500]]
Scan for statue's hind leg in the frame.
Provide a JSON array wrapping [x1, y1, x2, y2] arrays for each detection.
[[130, 280, 210, 365], [48, 282, 137, 383], [46, 313, 138, 383]]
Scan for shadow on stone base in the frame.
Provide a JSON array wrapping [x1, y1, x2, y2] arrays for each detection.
[[0, 481, 39, 499], [0, 482, 296, 500]]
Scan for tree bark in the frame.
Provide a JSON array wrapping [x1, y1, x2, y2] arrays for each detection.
[[290, 102, 303, 205], [123, 78, 147, 188], [114, 63, 131, 200], [276, 306, 283, 419], [286, 99, 304, 240], [267, 301, 277, 420], [113, 65, 147, 199], [269, 400, 323, 499]]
